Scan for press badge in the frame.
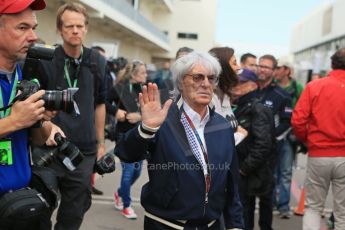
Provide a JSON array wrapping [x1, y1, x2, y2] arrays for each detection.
[[0, 139, 12, 165]]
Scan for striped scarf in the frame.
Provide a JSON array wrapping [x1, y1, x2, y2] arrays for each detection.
[[180, 112, 207, 175]]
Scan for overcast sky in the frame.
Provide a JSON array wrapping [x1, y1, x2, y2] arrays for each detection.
[[215, 0, 331, 58]]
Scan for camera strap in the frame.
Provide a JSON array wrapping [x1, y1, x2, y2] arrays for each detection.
[[0, 68, 19, 118]]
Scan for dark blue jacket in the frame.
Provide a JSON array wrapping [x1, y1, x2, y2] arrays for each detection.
[[115, 98, 244, 229], [256, 81, 292, 140]]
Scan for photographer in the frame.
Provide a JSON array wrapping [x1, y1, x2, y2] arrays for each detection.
[[0, 0, 62, 229], [36, 2, 106, 230]]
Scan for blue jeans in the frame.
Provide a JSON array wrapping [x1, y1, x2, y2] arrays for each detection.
[[118, 161, 143, 208], [273, 138, 294, 212]]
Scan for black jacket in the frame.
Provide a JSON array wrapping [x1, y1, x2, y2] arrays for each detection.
[[234, 91, 275, 195], [37, 46, 106, 152], [256, 81, 292, 140], [106, 80, 142, 136]]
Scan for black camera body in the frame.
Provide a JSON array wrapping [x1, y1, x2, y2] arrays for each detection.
[[94, 152, 116, 175], [17, 44, 80, 115], [108, 57, 128, 74], [22, 44, 55, 81], [33, 133, 84, 171], [16, 79, 80, 115]]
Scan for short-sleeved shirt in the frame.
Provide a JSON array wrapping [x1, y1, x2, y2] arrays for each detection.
[[0, 65, 31, 194]]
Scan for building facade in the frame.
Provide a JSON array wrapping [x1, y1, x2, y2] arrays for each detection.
[[290, 0, 345, 84], [36, 0, 218, 66]]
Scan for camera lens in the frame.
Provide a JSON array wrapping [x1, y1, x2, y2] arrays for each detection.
[[42, 88, 79, 114], [43, 90, 63, 111]]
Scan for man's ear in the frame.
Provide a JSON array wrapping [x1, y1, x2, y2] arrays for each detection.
[[177, 82, 183, 92], [57, 28, 62, 37]]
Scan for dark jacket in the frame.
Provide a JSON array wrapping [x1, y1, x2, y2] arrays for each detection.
[[37, 45, 106, 152], [106, 80, 142, 136], [152, 69, 173, 103], [115, 97, 244, 229], [234, 91, 275, 195], [256, 81, 292, 140]]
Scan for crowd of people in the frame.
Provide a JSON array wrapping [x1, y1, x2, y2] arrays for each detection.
[[1, 0, 344, 230]]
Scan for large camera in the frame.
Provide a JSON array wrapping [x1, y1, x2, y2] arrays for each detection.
[[18, 44, 80, 116], [33, 133, 84, 171], [108, 57, 128, 74], [16, 79, 80, 115], [22, 43, 56, 80], [94, 152, 116, 175]]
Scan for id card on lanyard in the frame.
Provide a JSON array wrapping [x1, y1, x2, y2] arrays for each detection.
[[0, 139, 12, 165], [0, 68, 18, 166]]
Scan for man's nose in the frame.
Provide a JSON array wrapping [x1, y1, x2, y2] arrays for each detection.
[[200, 76, 212, 87], [27, 29, 38, 42], [72, 26, 79, 33]]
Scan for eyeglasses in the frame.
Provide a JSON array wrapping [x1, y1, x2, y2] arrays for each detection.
[[257, 65, 274, 71], [185, 73, 217, 85]]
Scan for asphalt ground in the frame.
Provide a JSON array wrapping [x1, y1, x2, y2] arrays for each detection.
[[52, 140, 333, 230]]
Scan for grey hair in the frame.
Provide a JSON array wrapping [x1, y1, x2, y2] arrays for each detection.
[[171, 51, 221, 98]]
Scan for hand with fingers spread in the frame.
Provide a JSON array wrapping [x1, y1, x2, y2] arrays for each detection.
[[139, 83, 172, 128], [8, 90, 46, 129]]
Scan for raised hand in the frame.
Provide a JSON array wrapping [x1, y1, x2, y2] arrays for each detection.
[[139, 83, 172, 128]]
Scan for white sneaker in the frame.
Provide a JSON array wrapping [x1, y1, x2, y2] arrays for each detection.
[[121, 206, 137, 219], [114, 192, 123, 210]]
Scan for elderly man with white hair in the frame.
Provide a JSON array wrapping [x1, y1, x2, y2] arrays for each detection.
[[115, 51, 244, 230]]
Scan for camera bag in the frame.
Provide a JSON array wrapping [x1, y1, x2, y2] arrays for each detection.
[[0, 187, 49, 220]]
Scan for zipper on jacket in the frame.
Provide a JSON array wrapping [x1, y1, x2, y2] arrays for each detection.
[[203, 191, 208, 216]]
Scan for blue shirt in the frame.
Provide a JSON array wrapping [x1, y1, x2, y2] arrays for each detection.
[[0, 64, 31, 194]]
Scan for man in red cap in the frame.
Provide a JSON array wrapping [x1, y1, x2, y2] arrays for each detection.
[[0, 0, 59, 229], [0, 0, 45, 14]]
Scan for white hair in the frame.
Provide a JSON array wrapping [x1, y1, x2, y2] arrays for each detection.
[[171, 51, 221, 98]]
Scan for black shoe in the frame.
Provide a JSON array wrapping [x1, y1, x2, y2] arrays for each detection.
[[92, 187, 103, 195]]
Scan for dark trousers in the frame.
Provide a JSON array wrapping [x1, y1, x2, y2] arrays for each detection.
[[40, 153, 96, 230], [239, 177, 273, 230], [144, 216, 222, 230]]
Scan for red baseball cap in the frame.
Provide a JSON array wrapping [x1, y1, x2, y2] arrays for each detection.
[[0, 0, 46, 14]]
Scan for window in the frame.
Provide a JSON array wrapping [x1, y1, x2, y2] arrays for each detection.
[[177, 33, 198, 40]]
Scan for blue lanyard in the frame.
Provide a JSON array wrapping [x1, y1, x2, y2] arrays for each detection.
[[0, 69, 19, 118]]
